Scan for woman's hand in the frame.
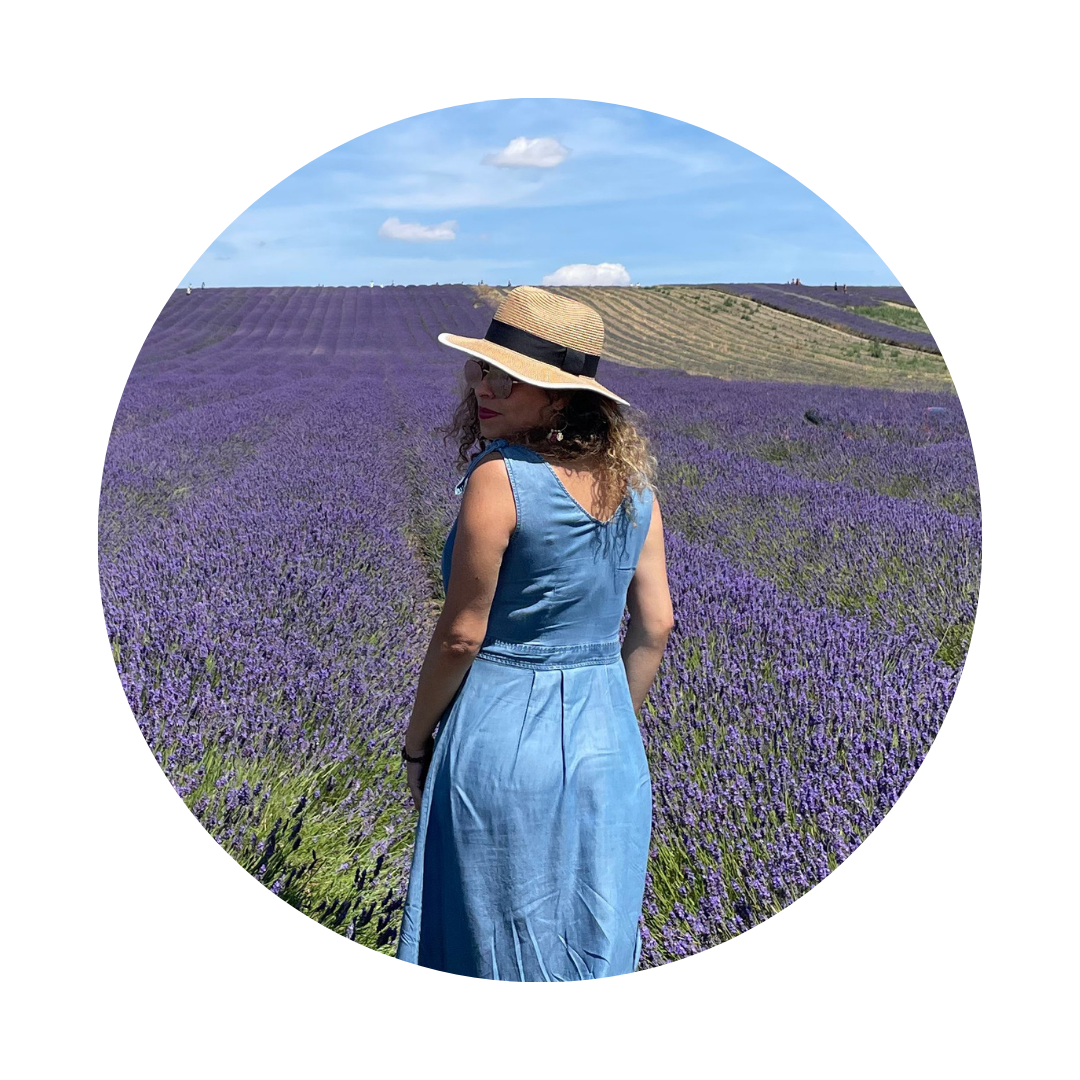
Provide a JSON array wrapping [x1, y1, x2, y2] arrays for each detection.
[[405, 735, 434, 811], [406, 759, 426, 811]]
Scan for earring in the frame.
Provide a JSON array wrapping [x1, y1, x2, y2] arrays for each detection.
[[547, 413, 567, 442]]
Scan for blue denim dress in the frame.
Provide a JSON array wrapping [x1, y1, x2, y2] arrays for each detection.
[[396, 437, 655, 980]]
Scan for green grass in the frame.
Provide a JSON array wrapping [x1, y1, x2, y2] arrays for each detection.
[[657, 459, 705, 490], [932, 618, 975, 668], [757, 438, 800, 465], [849, 303, 931, 334]]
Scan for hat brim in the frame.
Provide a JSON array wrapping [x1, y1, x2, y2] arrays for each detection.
[[437, 332, 631, 407]]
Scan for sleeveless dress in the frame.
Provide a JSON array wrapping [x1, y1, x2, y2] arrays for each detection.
[[395, 437, 655, 980]]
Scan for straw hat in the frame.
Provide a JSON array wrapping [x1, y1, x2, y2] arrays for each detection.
[[437, 285, 630, 407]]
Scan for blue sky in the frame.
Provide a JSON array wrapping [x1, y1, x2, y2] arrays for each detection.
[[181, 98, 899, 288]]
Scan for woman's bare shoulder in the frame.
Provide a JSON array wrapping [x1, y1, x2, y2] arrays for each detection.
[[459, 452, 516, 532], [462, 455, 511, 501], [467, 448, 507, 475]]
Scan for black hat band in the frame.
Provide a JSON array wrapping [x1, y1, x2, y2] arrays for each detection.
[[484, 319, 600, 378]]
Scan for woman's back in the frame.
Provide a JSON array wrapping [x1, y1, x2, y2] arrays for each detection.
[[442, 438, 655, 648], [543, 451, 626, 524]]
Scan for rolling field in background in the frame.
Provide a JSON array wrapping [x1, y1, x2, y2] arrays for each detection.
[[698, 283, 939, 353], [99, 285, 978, 966], [476, 284, 949, 388]]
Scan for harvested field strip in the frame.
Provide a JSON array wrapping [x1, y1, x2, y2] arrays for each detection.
[[600, 300, 861, 383], [472, 286, 954, 392], [639, 289, 876, 356], [602, 289, 843, 361], [484, 286, 869, 363], [606, 291, 740, 349]]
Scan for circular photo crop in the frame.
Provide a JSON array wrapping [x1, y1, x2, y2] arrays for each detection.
[[98, 97, 980, 978]]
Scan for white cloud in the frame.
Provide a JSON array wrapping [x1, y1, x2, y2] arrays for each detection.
[[377, 217, 457, 242], [542, 262, 631, 286], [482, 136, 570, 169]]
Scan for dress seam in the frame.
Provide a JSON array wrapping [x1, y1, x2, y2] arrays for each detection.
[[475, 653, 622, 671]]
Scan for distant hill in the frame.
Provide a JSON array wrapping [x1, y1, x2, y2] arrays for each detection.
[[706, 283, 917, 307], [474, 284, 952, 393]]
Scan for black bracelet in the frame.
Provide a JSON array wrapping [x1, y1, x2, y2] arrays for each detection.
[[402, 736, 433, 764]]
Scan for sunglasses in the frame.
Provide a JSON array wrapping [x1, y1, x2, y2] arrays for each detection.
[[463, 357, 521, 399]]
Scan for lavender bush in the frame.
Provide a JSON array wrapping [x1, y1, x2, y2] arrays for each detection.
[[99, 285, 979, 966]]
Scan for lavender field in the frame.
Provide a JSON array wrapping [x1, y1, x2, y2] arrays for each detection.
[[702, 283, 940, 353], [99, 285, 979, 967]]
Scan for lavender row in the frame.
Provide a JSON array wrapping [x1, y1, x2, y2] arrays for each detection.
[[100, 287, 493, 949], [132, 284, 483, 363], [650, 434, 979, 658], [100, 373, 439, 948], [598, 367, 976, 517], [636, 531, 959, 957], [735, 284, 917, 310], [102, 381, 432, 774], [699, 283, 939, 352], [699, 282, 918, 314]]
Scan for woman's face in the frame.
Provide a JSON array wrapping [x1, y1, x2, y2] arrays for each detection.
[[472, 362, 565, 441]]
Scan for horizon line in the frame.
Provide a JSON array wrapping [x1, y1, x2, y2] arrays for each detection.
[[174, 281, 901, 290]]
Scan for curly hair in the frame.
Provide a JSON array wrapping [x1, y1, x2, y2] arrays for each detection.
[[435, 378, 658, 527]]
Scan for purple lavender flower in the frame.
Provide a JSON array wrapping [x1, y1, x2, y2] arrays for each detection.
[[99, 285, 979, 969]]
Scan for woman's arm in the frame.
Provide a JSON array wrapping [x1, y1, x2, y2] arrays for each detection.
[[621, 496, 675, 717], [403, 454, 516, 756]]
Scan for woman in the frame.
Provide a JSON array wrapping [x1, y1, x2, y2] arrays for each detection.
[[395, 286, 675, 980]]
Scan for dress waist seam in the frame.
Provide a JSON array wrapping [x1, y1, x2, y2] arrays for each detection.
[[476, 636, 622, 670]]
